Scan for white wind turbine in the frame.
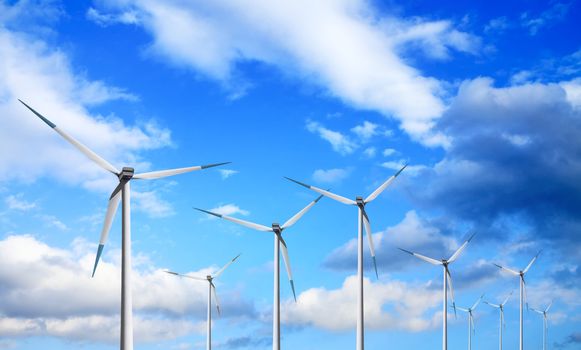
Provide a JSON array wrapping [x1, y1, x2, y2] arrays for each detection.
[[484, 291, 513, 350], [286, 165, 406, 350], [530, 301, 553, 350], [165, 254, 241, 350], [456, 294, 484, 350], [19, 100, 229, 350], [195, 194, 323, 350], [494, 251, 541, 350], [398, 233, 476, 350]]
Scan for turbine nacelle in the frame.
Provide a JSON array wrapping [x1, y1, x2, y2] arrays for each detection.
[[119, 167, 135, 180], [272, 223, 282, 232], [356, 196, 365, 206]]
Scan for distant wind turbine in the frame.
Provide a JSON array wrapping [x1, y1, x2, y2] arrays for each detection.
[[530, 301, 553, 350], [195, 194, 323, 350], [165, 254, 241, 350], [399, 233, 476, 350], [19, 100, 229, 350], [484, 291, 513, 350], [494, 251, 541, 350], [457, 294, 484, 350], [286, 165, 406, 350]]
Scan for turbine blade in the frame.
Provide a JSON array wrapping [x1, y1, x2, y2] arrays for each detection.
[[281, 194, 323, 229], [545, 301, 553, 313], [19, 100, 119, 174], [278, 235, 297, 302], [501, 291, 513, 306], [362, 209, 378, 278], [194, 208, 273, 232], [471, 314, 476, 334], [484, 301, 500, 308], [284, 177, 356, 205], [164, 270, 207, 281], [530, 307, 544, 315], [447, 232, 476, 263], [456, 306, 469, 312], [398, 248, 442, 266], [472, 294, 484, 310], [91, 188, 121, 277], [446, 268, 457, 317], [213, 254, 241, 278], [134, 162, 230, 179], [211, 282, 221, 315], [364, 164, 407, 203], [523, 250, 542, 274], [522, 276, 529, 310], [493, 263, 520, 276]]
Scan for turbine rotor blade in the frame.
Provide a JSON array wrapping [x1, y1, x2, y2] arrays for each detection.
[[447, 232, 476, 263], [281, 194, 323, 229], [493, 263, 520, 276], [501, 291, 514, 306], [194, 208, 273, 232], [163, 270, 206, 281], [523, 250, 542, 274], [278, 235, 297, 302], [134, 162, 230, 179], [398, 248, 442, 266], [471, 314, 476, 334], [211, 282, 221, 315], [446, 268, 457, 317], [530, 307, 544, 315], [284, 177, 356, 205], [19, 100, 119, 174], [484, 301, 500, 308], [91, 187, 121, 277], [472, 294, 484, 310], [364, 164, 407, 203], [213, 254, 241, 278], [522, 275, 529, 310], [456, 306, 469, 312], [545, 301, 553, 313], [362, 209, 378, 279]]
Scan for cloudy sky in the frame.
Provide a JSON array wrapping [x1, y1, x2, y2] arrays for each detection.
[[1, 0, 580, 349]]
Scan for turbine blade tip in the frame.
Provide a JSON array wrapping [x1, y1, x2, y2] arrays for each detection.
[[290, 280, 297, 302], [284, 176, 310, 189], [201, 161, 231, 169], [19, 100, 57, 128], [193, 207, 221, 218], [91, 244, 105, 278]]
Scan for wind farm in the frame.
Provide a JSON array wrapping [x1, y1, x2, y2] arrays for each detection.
[[1, 1, 579, 350]]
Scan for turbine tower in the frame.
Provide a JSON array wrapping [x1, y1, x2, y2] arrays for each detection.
[[195, 194, 323, 350], [19, 100, 229, 350], [286, 165, 406, 350], [494, 251, 541, 350], [530, 301, 552, 350], [457, 295, 484, 350], [399, 233, 476, 350], [165, 254, 241, 350], [484, 291, 513, 350]]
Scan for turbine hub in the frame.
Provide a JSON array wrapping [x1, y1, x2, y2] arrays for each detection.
[[206, 275, 212, 280], [272, 223, 282, 232], [119, 167, 134, 180], [356, 196, 365, 206]]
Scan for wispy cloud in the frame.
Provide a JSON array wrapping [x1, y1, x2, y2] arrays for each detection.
[[312, 168, 351, 184], [520, 2, 571, 35], [306, 120, 357, 155], [5, 194, 35, 211], [219, 169, 239, 180]]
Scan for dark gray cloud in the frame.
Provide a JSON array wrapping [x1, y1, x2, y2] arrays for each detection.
[[412, 78, 581, 254], [217, 336, 271, 349]]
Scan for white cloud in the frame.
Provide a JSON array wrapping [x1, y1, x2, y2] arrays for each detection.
[[381, 160, 426, 176], [561, 78, 581, 111], [132, 190, 174, 218], [86, 7, 140, 27], [312, 168, 350, 184], [37, 214, 68, 231], [382, 148, 397, 157], [351, 121, 379, 141], [282, 275, 440, 331], [521, 2, 571, 35], [363, 147, 376, 158], [89, 0, 474, 144], [219, 169, 239, 179], [306, 120, 357, 155], [208, 204, 249, 217], [4, 194, 35, 211], [0, 24, 172, 190], [0, 234, 254, 343]]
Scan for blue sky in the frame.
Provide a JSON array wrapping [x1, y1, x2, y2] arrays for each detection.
[[0, 0, 580, 349]]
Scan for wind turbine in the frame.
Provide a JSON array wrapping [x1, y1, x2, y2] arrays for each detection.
[[457, 294, 484, 350], [530, 301, 552, 350], [398, 233, 476, 350], [494, 251, 541, 350], [484, 291, 513, 350], [195, 194, 323, 350], [19, 100, 229, 350], [285, 165, 406, 350], [165, 254, 241, 350]]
